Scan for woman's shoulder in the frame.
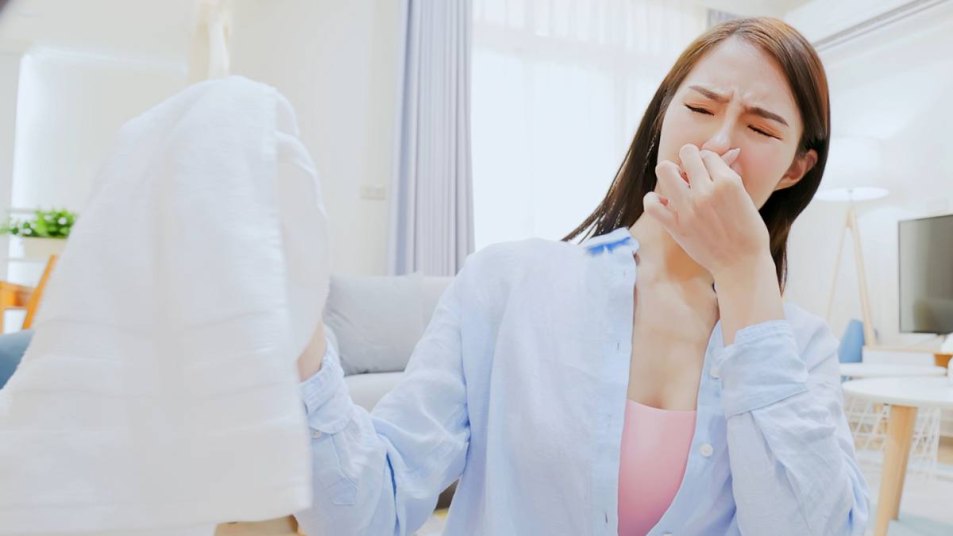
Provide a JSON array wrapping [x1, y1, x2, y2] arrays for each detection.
[[456, 239, 563, 302], [464, 228, 633, 276], [453, 234, 596, 306], [467, 236, 574, 267]]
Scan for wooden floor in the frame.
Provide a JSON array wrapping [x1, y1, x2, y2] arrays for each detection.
[[215, 518, 299, 535]]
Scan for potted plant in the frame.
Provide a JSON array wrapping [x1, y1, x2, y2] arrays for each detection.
[[0, 208, 77, 259]]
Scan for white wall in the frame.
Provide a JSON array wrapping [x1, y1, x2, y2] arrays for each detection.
[[229, 0, 402, 276], [12, 48, 184, 210], [6, 47, 184, 285], [0, 46, 22, 281], [784, 3, 953, 347], [1, 0, 402, 283]]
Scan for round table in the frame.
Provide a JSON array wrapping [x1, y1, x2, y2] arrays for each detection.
[[839, 363, 947, 378], [841, 377, 953, 536]]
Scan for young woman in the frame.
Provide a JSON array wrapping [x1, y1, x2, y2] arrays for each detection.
[[294, 17, 869, 536]]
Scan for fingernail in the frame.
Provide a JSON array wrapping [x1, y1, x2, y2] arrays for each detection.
[[723, 148, 741, 164]]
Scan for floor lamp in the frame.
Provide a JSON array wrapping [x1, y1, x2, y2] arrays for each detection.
[[817, 137, 888, 347]]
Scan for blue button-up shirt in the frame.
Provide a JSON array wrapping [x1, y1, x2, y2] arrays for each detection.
[[295, 228, 869, 535]]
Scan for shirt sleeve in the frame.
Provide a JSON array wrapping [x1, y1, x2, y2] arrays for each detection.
[[714, 318, 870, 536], [292, 271, 471, 536]]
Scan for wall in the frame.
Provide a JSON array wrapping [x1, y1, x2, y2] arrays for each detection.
[[0, 46, 22, 281], [12, 48, 184, 210], [1, 0, 402, 291], [783, 3, 953, 349], [229, 0, 402, 276], [5, 47, 184, 288]]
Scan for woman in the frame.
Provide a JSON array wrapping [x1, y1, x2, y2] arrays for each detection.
[[294, 17, 868, 536]]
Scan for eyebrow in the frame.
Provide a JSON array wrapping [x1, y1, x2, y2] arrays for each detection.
[[688, 85, 790, 127]]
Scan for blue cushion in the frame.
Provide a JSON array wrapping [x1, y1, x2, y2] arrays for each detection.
[[838, 319, 865, 364], [0, 329, 35, 389]]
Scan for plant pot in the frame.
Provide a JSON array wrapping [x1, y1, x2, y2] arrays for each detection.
[[21, 237, 67, 260]]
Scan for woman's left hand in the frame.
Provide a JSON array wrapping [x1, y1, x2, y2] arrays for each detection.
[[643, 143, 771, 281]]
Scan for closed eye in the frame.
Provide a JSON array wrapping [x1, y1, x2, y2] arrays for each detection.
[[686, 104, 778, 139], [685, 104, 712, 115]]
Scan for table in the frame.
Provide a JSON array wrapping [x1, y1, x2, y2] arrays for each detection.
[[841, 377, 953, 536], [865, 345, 953, 368], [839, 363, 947, 378]]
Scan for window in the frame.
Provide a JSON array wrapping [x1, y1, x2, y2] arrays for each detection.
[[472, 0, 706, 249]]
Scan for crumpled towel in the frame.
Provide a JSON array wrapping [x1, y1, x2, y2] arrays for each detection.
[[0, 76, 329, 535]]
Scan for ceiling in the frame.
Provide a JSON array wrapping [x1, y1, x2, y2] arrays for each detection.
[[696, 0, 815, 17]]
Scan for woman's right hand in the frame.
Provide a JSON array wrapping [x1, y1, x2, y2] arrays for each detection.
[[297, 322, 327, 382]]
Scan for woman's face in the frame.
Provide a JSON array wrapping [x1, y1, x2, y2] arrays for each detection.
[[656, 37, 817, 209]]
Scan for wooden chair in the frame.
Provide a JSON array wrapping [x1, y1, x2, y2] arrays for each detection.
[[0, 254, 58, 332]]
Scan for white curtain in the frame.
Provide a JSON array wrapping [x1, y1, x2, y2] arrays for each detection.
[[472, 0, 707, 249], [388, 0, 475, 276]]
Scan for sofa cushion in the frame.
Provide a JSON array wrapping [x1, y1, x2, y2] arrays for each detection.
[[324, 273, 452, 376], [343, 372, 405, 412]]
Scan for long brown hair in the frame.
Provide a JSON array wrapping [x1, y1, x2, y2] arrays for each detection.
[[563, 17, 830, 292]]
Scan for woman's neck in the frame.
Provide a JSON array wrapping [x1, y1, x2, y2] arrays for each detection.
[[628, 215, 714, 288]]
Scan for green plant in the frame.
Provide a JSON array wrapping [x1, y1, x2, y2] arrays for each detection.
[[0, 208, 77, 238]]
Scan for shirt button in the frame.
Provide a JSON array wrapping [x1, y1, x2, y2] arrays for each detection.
[[709, 366, 720, 379], [311, 430, 322, 439], [662, 532, 673, 536], [699, 443, 714, 458]]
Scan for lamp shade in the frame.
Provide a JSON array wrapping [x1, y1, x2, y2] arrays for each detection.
[[817, 137, 888, 202]]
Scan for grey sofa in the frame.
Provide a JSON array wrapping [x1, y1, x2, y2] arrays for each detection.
[[323, 272, 453, 413]]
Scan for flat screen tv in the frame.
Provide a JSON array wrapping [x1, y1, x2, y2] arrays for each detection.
[[898, 214, 953, 334]]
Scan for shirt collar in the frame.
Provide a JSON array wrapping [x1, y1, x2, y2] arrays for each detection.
[[581, 227, 640, 256]]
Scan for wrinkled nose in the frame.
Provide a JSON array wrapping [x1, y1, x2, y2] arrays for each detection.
[[701, 121, 734, 156]]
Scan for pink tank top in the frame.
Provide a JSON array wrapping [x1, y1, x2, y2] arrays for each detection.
[[617, 399, 696, 536]]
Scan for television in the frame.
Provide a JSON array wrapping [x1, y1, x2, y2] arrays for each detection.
[[898, 214, 953, 334]]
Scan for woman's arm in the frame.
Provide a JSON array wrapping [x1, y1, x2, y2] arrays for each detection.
[[712, 251, 784, 346], [293, 274, 472, 535], [713, 314, 870, 535], [296, 322, 327, 381], [643, 142, 867, 533]]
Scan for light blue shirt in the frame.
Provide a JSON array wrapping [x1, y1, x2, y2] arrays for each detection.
[[294, 228, 869, 535]]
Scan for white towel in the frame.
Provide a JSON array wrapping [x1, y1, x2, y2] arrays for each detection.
[[0, 76, 329, 534]]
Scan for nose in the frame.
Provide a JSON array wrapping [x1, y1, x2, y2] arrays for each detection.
[[700, 119, 734, 156]]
